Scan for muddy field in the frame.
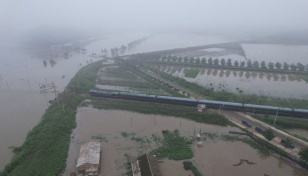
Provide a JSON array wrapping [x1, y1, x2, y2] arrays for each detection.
[[64, 108, 307, 176]]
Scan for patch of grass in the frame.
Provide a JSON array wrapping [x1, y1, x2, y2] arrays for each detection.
[[151, 130, 193, 160], [91, 98, 229, 126], [183, 161, 203, 176], [185, 68, 200, 78], [252, 114, 308, 130]]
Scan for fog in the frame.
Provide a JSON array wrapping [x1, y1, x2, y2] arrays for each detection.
[[1, 0, 308, 47]]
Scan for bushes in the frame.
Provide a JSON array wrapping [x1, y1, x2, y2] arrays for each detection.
[[263, 128, 275, 141], [151, 130, 193, 160]]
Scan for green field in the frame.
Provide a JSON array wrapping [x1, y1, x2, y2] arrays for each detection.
[[185, 68, 200, 78]]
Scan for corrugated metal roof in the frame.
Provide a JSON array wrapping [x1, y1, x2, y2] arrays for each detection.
[[76, 142, 101, 167]]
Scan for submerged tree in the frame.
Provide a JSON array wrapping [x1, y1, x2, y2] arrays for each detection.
[[268, 62, 274, 70], [227, 58, 232, 67], [208, 58, 213, 65], [247, 60, 252, 68], [275, 62, 282, 70], [214, 58, 219, 65], [261, 61, 267, 69], [252, 61, 259, 69], [283, 62, 289, 70], [220, 58, 226, 66]]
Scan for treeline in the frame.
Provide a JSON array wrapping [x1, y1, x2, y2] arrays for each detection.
[[132, 53, 308, 73]]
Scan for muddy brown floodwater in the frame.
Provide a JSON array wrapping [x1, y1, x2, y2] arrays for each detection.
[[64, 108, 307, 176]]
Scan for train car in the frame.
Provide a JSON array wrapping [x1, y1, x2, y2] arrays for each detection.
[[156, 95, 198, 106], [197, 99, 243, 111]]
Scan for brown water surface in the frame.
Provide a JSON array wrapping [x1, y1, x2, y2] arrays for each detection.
[[64, 108, 307, 176]]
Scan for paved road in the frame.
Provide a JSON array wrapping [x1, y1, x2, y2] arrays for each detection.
[[144, 67, 308, 159]]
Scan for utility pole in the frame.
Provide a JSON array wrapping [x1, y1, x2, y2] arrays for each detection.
[[39, 81, 59, 107]]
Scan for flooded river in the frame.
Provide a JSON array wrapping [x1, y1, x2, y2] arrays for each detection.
[[0, 33, 233, 169], [64, 108, 307, 176]]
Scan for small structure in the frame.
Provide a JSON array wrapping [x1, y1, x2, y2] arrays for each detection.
[[76, 142, 101, 176], [131, 154, 161, 176], [197, 104, 206, 112]]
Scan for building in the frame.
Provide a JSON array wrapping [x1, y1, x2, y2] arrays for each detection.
[[131, 153, 161, 176], [76, 142, 101, 176]]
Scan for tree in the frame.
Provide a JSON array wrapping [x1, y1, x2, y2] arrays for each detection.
[[263, 128, 275, 141], [220, 58, 226, 66], [184, 56, 189, 63], [234, 60, 239, 67], [201, 58, 207, 65], [252, 61, 259, 69], [268, 62, 274, 70], [208, 58, 213, 65], [214, 58, 219, 65], [227, 58, 232, 66], [172, 56, 178, 62], [275, 62, 282, 70], [247, 60, 252, 68], [297, 62, 305, 72], [240, 61, 245, 67], [178, 57, 183, 63], [195, 57, 201, 64], [290, 63, 297, 71], [283, 62, 289, 70], [299, 147, 308, 167], [261, 61, 267, 69], [189, 57, 195, 63]]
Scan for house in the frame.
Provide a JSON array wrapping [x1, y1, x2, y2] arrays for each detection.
[[131, 153, 161, 176], [76, 142, 101, 176]]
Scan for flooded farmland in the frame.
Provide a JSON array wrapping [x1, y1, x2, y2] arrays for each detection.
[[242, 44, 308, 64], [64, 108, 307, 176], [158, 65, 308, 99]]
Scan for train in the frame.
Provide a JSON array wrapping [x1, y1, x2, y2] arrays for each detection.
[[89, 89, 308, 119]]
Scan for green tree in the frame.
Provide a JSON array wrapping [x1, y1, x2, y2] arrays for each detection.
[[240, 61, 245, 67], [247, 60, 252, 68], [184, 57, 189, 63], [283, 62, 289, 70], [263, 128, 275, 141], [201, 58, 206, 65], [214, 58, 219, 65], [220, 58, 226, 66], [172, 56, 178, 62], [189, 57, 195, 63], [261, 61, 267, 69], [208, 58, 213, 65], [290, 63, 297, 71], [234, 60, 239, 67], [297, 63, 305, 72], [299, 147, 308, 167], [268, 62, 274, 70], [195, 57, 201, 64], [275, 62, 282, 70], [252, 61, 260, 68], [227, 58, 232, 66]]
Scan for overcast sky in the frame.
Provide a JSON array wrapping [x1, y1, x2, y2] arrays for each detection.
[[1, 0, 308, 39]]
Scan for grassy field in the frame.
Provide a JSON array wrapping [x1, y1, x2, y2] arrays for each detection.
[[151, 130, 193, 160], [252, 114, 308, 130], [0, 61, 102, 176], [185, 68, 200, 78]]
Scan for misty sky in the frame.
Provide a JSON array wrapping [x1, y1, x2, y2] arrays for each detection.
[[1, 0, 308, 38]]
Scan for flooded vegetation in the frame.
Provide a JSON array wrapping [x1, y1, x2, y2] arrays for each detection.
[[64, 108, 307, 176]]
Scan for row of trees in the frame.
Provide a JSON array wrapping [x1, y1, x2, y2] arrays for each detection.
[[140, 54, 308, 72]]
